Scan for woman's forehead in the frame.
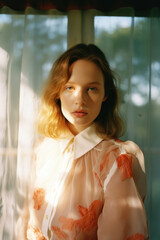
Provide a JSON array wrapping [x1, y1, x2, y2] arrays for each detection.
[[69, 59, 103, 78]]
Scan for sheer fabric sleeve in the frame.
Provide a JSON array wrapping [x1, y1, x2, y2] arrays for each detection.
[[97, 141, 149, 240]]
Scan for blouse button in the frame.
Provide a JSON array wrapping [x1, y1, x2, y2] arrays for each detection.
[[46, 215, 48, 220]]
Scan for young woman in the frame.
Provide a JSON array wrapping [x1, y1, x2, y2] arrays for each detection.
[[17, 44, 149, 240]]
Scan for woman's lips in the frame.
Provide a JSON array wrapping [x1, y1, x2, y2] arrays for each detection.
[[72, 111, 88, 117]]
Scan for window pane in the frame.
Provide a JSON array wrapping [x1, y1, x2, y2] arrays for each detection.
[[95, 16, 150, 146]]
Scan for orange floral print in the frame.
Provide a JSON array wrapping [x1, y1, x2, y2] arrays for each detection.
[[117, 154, 132, 181], [59, 200, 102, 232], [27, 225, 46, 240], [33, 188, 45, 210], [51, 226, 67, 239], [78, 204, 88, 217], [125, 233, 145, 240]]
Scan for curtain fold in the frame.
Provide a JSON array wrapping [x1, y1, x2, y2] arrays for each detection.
[[0, 12, 24, 238], [0, 6, 160, 239]]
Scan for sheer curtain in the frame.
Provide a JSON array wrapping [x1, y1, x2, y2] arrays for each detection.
[[0, 7, 68, 239], [0, 6, 160, 240]]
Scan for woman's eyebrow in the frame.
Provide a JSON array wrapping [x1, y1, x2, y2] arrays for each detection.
[[88, 81, 101, 85], [66, 81, 101, 85]]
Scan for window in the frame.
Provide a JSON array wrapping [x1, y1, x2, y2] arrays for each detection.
[[94, 12, 160, 240]]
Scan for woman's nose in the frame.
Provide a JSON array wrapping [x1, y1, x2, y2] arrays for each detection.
[[74, 89, 86, 105]]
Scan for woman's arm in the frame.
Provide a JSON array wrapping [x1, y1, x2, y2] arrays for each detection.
[[97, 143, 149, 240]]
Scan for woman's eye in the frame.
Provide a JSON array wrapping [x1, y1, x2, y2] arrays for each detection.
[[88, 87, 97, 91], [65, 86, 73, 90]]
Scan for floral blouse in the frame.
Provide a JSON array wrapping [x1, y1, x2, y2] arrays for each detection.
[[17, 124, 149, 240]]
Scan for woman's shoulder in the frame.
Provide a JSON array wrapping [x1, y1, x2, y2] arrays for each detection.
[[35, 136, 64, 148], [116, 139, 145, 173], [34, 136, 63, 159], [100, 138, 146, 199], [101, 138, 143, 156], [102, 138, 144, 163], [98, 138, 145, 175]]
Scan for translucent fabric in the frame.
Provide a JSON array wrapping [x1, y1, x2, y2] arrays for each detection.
[[16, 125, 149, 240], [0, 8, 67, 239]]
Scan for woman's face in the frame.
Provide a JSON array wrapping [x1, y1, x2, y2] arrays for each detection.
[[59, 59, 106, 135]]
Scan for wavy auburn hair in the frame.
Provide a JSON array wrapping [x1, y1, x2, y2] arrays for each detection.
[[37, 43, 124, 139]]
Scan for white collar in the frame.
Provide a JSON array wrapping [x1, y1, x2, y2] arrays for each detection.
[[73, 124, 103, 159]]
